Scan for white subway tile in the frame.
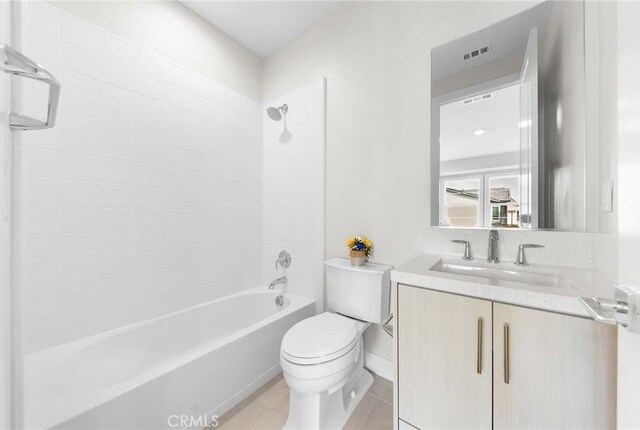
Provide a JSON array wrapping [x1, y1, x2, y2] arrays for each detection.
[[100, 33, 133, 67], [25, 177, 61, 206], [62, 233, 103, 261], [102, 108, 132, 137], [24, 28, 60, 66], [23, 263, 62, 295], [100, 133, 131, 160], [23, 235, 61, 265], [62, 179, 101, 207], [61, 285, 106, 315], [62, 124, 101, 155], [101, 58, 132, 90], [101, 83, 133, 114], [22, 126, 61, 150], [61, 69, 100, 105], [133, 71, 164, 100], [62, 153, 101, 181], [132, 48, 164, 80], [62, 259, 103, 289], [131, 140, 163, 165], [24, 147, 61, 178], [61, 14, 99, 53], [61, 97, 100, 130], [100, 158, 132, 184], [133, 94, 163, 122], [62, 42, 99, 79], [27, 1, 61, 37], [132, 117, 162, 143], [24, 206, 61, 235], [24, 320, 61, 353], [100, 183, 130, 207], [23, 291, 61, 326], [61, 309, 108, 343]]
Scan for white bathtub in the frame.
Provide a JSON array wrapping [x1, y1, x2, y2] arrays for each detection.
[[24, 287, 315, 429]]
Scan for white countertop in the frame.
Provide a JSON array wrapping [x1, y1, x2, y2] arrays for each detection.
[[391, 254, 617, 317]]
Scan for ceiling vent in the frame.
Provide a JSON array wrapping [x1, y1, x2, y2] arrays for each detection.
[[462, 93, 493, 105], [463, 45, 491, 61]]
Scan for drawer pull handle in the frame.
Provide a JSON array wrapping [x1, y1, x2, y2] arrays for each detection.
[[504, 323, 510, 384], [477, 317, 483, 374]]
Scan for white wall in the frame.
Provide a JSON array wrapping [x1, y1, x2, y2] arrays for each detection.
[[262, 80, 326, 313], [615, 1, 640, 427], [47, 0, 262, 102], [0, 2, 13, 428], [16, 0, 262, 353], [262, 0, 538, 370]]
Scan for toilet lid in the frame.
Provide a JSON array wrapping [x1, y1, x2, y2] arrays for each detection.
[[281, 312, 359, 361]]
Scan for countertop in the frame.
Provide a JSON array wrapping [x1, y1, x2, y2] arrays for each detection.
[[391, 254, 617, 317]]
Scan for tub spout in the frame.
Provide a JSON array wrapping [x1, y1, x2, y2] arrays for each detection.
[[269, 276, 287, 289]]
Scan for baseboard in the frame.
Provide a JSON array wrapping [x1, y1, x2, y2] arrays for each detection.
[[364, 351, 394, 382]]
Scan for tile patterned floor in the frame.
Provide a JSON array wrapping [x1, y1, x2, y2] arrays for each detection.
[[210, 372, 393, 430]]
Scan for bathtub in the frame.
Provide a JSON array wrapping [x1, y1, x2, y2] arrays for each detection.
[[24, 287, 315, 429]]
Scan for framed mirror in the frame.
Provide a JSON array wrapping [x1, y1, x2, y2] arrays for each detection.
[[430, 1, 586, 230]]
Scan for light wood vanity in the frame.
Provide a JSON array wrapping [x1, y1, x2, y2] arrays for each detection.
[[392, 255, 617, 430]]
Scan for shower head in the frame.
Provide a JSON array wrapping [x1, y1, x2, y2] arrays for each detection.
[[266, 104, 288, 121]]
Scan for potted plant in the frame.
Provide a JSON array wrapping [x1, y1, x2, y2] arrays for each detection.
[[345, 235, 373, 266]]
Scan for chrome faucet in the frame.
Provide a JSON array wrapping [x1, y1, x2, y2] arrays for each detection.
[[269, 276, 288, 289], [515, 244, 544, 266], [451, 240, 473, 260], [487, 230, 500, 263]]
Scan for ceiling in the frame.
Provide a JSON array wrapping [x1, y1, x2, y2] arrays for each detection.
[[431, 1, 550, 81], [180, 1, 344, 58], [440, 83, 520, 162]]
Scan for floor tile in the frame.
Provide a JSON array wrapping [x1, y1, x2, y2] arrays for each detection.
[[212, 372, 393, 430]]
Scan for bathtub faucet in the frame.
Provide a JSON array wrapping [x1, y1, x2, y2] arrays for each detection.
[[269, 276, 288, 289]]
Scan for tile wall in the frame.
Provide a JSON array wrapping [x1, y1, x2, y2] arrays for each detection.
[[17, 1, 262, 353]]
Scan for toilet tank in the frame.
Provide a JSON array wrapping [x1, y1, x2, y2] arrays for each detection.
[[324, 258, 393, 323]]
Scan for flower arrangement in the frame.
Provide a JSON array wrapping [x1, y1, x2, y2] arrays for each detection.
[[345, 235, 373, 266]]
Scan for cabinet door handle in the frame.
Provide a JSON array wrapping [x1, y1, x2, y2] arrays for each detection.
[[503, 323, 510, 384], [477, 317, 483, 374]]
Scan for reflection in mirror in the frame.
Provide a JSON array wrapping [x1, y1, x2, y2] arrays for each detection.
[[430, 1, 586, 230]]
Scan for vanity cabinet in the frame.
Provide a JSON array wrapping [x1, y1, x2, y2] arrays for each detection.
[[397, 284, 616, 430], [397, 285, 493, 429]]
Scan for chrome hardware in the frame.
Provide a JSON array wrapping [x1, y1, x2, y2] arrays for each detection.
[[515, 244, 544, 266], [268, 276, 287, 290], [580, 285, 640, 333], [477, 317, 483, 374], [275, 295, 285, 306], [275, 250, 291, 270], [488, 230, 500, 263], [503, 323, 510, 384], [451, 240, 473, 260], [1, 44, 60, 130]]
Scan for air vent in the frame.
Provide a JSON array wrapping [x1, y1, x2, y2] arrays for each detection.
[[463, 45, 491, 61], [462, 93, 493, 105]]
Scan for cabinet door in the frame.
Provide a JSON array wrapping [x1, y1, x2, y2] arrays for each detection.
[[398, 285, 492, 429], [493, 303, 616, 429]]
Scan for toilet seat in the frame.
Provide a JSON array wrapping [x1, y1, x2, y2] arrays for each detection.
[[281, 312, 359, 365]]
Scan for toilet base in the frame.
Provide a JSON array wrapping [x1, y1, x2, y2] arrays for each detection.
[[283, 368, 373, 430]]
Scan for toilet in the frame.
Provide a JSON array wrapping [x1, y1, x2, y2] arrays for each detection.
[[280, 258, 392, 430]]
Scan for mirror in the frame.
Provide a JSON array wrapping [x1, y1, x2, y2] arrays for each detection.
[[430, 1, 586, 230]]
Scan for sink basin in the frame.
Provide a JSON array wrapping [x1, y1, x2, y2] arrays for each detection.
[[429, 259, 569, 288]]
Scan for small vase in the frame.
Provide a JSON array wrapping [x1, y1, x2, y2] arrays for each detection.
[[349, 250, 367, 266]]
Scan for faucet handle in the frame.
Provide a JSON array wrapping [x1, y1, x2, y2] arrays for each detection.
[[451, 240, 473, 260], [515, 244, 544, 266], [275, 250, 291, 270]]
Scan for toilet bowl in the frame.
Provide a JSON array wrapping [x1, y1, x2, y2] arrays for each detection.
[[280, 312, 373, 430], [280, 258, 393, 430]]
